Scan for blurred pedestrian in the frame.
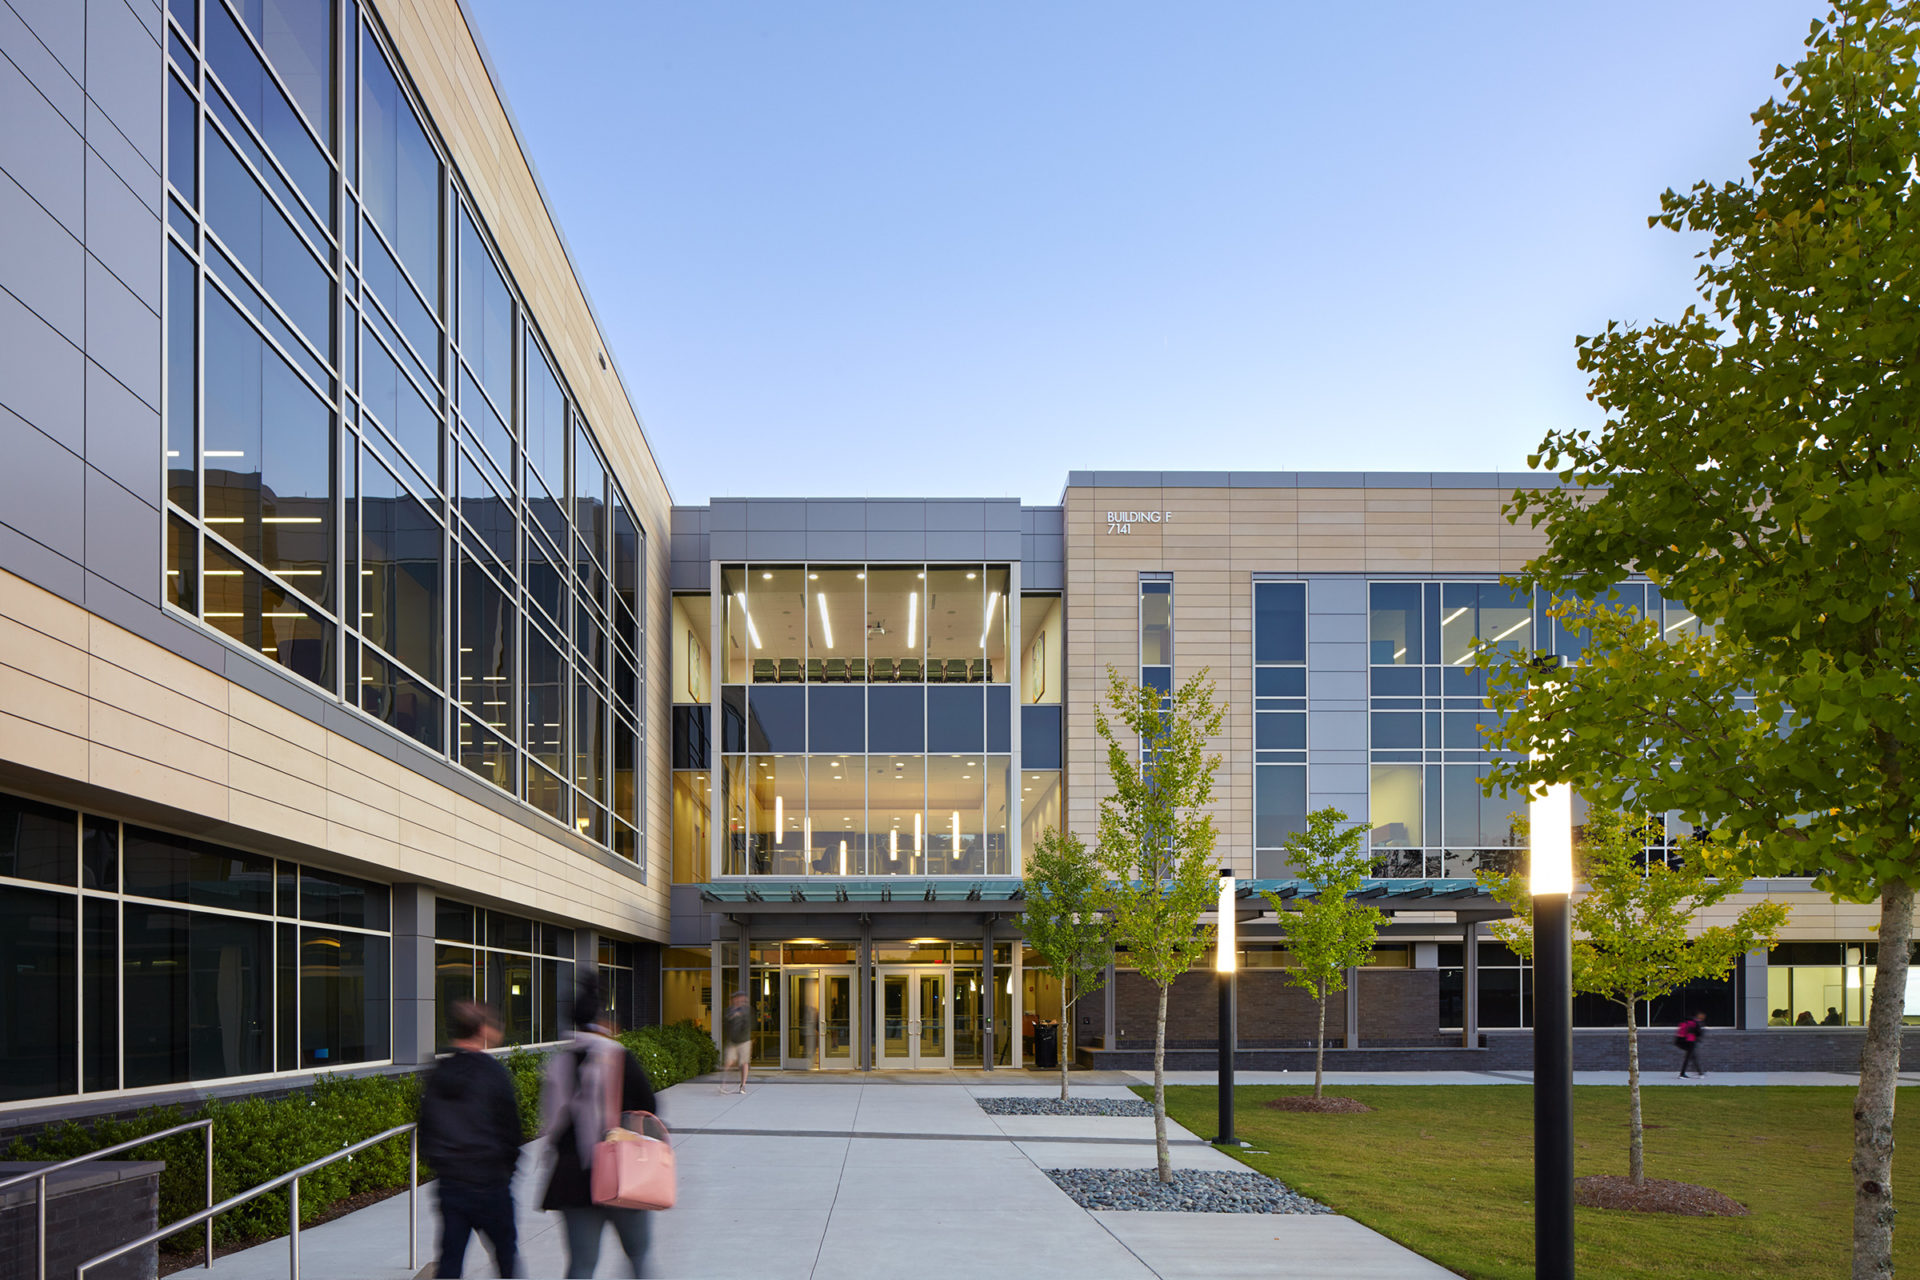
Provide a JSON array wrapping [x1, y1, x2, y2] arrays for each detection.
[[419, 1000, 522, 1278], [721, 991, 752, 1094], [1676, 1012, 1706, 1078], [542, 979, 658, 1278]]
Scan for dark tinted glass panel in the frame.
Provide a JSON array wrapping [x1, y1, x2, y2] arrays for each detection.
[[526, 623, 566, 776], [205, 82, 326, 254], [459, 449, 514, 569], [613, 500, 639, 620], [363, 228, 437, 382], [124, 904, 272, 1085], [1370, 582, 1423, 665], [84, 897, 118, 1092], [671, 706, 709, 770], [232, 0, 331, 138], [490, 912, 533, 954], [986, 686, 1011, 752], [575, 587, 606, 677], [524, 344, 567, 495], [361, 322, 440, 485], [525, 525, 565, 626], [207, 1, 329, 219], [539, 956, 569, 1042], [1254, 582, 1305, 664], [573, 424, 605, 557], [82, 814, 117, 891], [458, 715, 515, 793], [460, 366, 512, 483], [301, 929, 389, 1066], [721, 686, 747, 753], [170, 0, 197, 38], [360, 644, 442, 751], [436, 898, 474, 943], [576, 683, 606, 802], [613, 713, 638, 830], [168, 514, 199, 613], [1441, 666, 1486, 698], [458, 207, 512, 411], [300, 867, 390, 929], [1141, 666, 1172, 697], [1256, 666, 1306, 698], [1140, 580, 1172, 666], [808, 686, 864, 753], [1254, 764, 1308, 849], [280, 921, 297, 1069], [613, 644, 638, 720], [202, 539, 334, 686], [361, 447, 442, 683], [1371, 712, 1422, 750], [868, 685, 923, 754], [125, 825, 273, 912], [1370, 666, 1420, 697], [0, 794, 75, 885], [433, 943, 475, 1050], [166, 245, 198, 513], [204, 289, 334, 593], [167, 71, 197, 206], [1020, 704, 1061, 771], [0, 886, 76, 1101], [1256, 712, 1306, 751], [205, 126, 330, 359], [458, 549, 516, 738], [927, 685, 984, 754], [361, 32, 439, 306], [746, 686, 805, 753]]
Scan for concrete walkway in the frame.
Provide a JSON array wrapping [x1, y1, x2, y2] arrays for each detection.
[[1138, 1068, 1890, 1087], [195, 1079, 1456, 1279]]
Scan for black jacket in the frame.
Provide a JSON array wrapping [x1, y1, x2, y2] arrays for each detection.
[[541, 1043, 657, 1211], [419, 1049, 523, 1187]]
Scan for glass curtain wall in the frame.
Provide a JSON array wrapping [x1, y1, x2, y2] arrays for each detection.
[[0, 791, 392, 1104], [162, 0, 644, 861], [718, 565, 1014, 877], [1252, 580, 1307, 877]]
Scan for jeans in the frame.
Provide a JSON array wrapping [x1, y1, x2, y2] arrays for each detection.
[[561, 1205, 650, 1278], [437, 1179, 518, 1278], [1680, 1042, 1703, 1075]]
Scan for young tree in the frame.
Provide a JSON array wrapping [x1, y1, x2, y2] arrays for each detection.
[[1094, 665, 1227, 1185], [1481, 806, 1788, 1188], [1018, 826, 1114, 1102], [1262, 808, 1382, 1100], [1483, 7, 1920, 1268]]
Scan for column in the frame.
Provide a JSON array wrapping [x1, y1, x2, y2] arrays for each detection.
[[1102, 961, 1117, 1050], [573, 928, 599, 1029], [983, 919, 996, 1071], [858, 919, 873, 1071], [1344, 966, 1360, 1049], [737, 920, 751, 1016], [1462, 921, 1480, 1048], [1743, 946, 1768, 1029], [391, 885, 436, 1065]]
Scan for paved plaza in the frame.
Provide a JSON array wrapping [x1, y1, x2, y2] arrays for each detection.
[[197, 1077, 1460, 1279]]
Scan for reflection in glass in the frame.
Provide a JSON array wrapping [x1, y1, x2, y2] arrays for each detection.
[[526, 622, 567, 792], [985, 754, 1011, 874], [1140, 579, 1172, 666], [981, 567, 1009, 680], [360, 320, 440, 484], [207, 2, 329, 222], [230, 0, 332, 137], [359, 643, 441, 751], [747, 567, 805, 683], [123, 903, 272, 1086], [301, 928, 390, 1067], [720, 566, 753, 684], [459, 447, 514, 568], [457, 548, 515, 738], [166, 245, 198, 513], [525, 525, 565, 627], [1440, 583, 1531, 666], [360, 446, 441, 684], [458, 205, 513, 413], [167, 72, 197, 208], [168, 514, 198, 614], [206, 124, 331, 359], [1255, 764, 1307, 850], [1369, 763, 1422, 849], [722, 756, 747, 874], [202, 539, 333, 688], [361, 30, 439, 305], [573, 423, 606, 561], [575, 683, 606, 809], [525, 343, 568, 495]]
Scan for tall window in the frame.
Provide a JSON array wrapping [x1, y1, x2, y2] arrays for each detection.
[[162, 1, 646, 862], [1252, 580, 1306, 877]]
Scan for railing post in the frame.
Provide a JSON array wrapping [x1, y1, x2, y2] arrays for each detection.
[[37, 1172, 47, 1280], [204, 1122, 215, 1269], [407, 1128, 418, 1270], [289, 1177, 300, 1280]]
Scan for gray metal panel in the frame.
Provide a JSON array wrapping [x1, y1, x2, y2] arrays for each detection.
[[984, 501, 1021, 531], [1028, 507, 1065, 534], [1, 407, 85, 562], [84, 147, 159, 310], [83, 0, 161, 175], [0, 285, 85, 448], [0, 2, 81, 132], [1293, 472, 1366, 488], [1498, 471, 1565, 489], [864, 530, 925, 559], [1306, 763, 1368, 800], [0, 48, 83, 235], [984, 530, 1020, 560], [1308, 577, 1368, 616], [85, 254, 159, 409], [1428, 472, 1502, 489], [865, 501, 926, 531], [1092, 471, 1162, 487], [668, 884, 715, 947], [1229, 472, 1298, 488], [924, 501, 985, 531], [221, 636, 335, 721], [84, 358, 158, 503], [1308, 669, 1366, 705], [708, 500, 746, 531], [745, 500, 807, 530], [1064, 470, 1095, 487], [1167, 471, 1229, 487], [1023, 562, 1063, 592], [668, 561, 707, 592], [709, 530, 746, 560], [82, 97, 158, 220], [80, 570, 225, 669], [744, 530, 807, 559], [925, 531, 987, 560], [669, 532, 704, 563], [83, 466, 157, 597], [0, 517, 82, 600], [1363, 473, 1434, 487], [1307, 609, 1365, 645], [805, 501, 865, 531], [668, 505, 707, 536], [806, 530, 865, 561], [0, 169, 84, 344], [1307, 641, 1367, 672], [9, 0, 84, 86], [1308, 710, 1366, 753]]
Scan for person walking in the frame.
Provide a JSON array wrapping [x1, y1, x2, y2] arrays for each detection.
[[541, 980, 658, 1278], [1676, 1012, 1706, 1078], [721, 991, 752, 1094], [418, 1000, 522, 1278]]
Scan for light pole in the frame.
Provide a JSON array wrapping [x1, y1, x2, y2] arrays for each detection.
[[1214, 865, 1237, 1146], [1531, 777, 1575, 1280]]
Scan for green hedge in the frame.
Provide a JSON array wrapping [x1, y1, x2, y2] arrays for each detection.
[[2, 1023, 716, 1255]]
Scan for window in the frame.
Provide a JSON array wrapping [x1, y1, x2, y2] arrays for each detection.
[[433, 900, 574, 1049], [1253, 580, 1307, 875], [361, 29, 439, 304]]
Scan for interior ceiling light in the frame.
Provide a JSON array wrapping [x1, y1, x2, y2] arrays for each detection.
[[980, 591, 999, 649], [817, 593, 833, 649], [906, 592, 918, 648]]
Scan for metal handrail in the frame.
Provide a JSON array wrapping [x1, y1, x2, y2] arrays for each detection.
[[0, 1117, 213, 1280], [74, 1122, 417, 1280]]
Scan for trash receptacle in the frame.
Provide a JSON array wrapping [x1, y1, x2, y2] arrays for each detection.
[[1034, 1021, 1059, 1070]]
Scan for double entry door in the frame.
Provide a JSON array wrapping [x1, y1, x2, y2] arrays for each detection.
[[875, 967, 952, 1069], [784, 968, 857, 1070]]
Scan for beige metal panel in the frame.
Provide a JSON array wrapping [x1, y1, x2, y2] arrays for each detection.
[[89, 741, 230, 819], [0, 662, 90, 739], [0, 709, 88, 782], [0, 615, 87, 692], [87, 658, 229, 750]]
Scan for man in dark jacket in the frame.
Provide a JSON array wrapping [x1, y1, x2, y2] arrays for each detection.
[[419, 1000, 522, 1277]]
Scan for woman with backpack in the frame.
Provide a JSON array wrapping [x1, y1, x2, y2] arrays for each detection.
[[1675, 1012, 1706, 1078], [542, 980, 658, 1277]]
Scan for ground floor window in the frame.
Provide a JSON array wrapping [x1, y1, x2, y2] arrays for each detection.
[[432, 899, 574, 1049], [1766, 942, 1920, 1027], [1437, 942, 1739, 1030]]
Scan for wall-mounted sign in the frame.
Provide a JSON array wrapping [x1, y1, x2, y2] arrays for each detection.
[[1106, 510, 1170, 535]]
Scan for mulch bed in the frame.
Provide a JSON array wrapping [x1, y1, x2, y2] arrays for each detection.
[[1265, 1096, 1374, 1114], [157, 1184, 418, 1275], [1574, 1175, 1749, 1217]]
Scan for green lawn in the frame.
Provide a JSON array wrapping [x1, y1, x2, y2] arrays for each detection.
[[1143, 1083, 1919, 1280]]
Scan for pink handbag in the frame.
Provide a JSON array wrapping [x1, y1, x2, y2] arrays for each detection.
[[587, 1046, 676, 1210]]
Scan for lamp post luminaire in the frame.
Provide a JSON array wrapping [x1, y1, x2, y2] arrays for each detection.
[[1531, 778, 1576, 1280], [1214, 865, 1237, 1146]]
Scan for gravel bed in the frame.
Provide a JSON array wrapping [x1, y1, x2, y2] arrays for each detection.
[[1045, 1168, 1333, 1214], [976, 1096, 1153, 1117]]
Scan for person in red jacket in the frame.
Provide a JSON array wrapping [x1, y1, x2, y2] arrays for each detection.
[[1676, 1012, 1706, 1078]]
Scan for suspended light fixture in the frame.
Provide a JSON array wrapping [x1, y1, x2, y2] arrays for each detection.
[[889, 829, 898, 861], [775, 794, 784, 835], [817, 593, 833, 649], [914, 813, 922, 853], [839, 840, 847, 875], [906, 592, 918, 649], [980, 591, 999, 649]]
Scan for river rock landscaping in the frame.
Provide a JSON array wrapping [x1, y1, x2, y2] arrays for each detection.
[[976, 1096, 1153, 1117], [1045, 1168, 1333, 1214]]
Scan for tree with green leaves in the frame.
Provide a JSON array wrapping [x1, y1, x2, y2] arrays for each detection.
[[1481, 5, 1920, 1270], [1262, 807, 1381, 1100], [1018, 826, 1114, 1102], [1481, 806, 1788, 1188], [1094, 665, 1226, 1185]]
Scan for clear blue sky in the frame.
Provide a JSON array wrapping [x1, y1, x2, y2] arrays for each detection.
[[461, 1, 1823, 505]]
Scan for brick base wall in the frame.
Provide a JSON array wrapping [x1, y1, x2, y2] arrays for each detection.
[[0, 1161, 162, 1280], [1111, 968, 1441, 1048]]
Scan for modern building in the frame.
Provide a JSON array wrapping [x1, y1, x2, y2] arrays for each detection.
[[0, 0, 1901, 1118]]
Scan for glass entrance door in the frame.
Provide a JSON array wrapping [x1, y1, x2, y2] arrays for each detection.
[[873, 967, 952, 1069], [783, 968, 856, 1069]]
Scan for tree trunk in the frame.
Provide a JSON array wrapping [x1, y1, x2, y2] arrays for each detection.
[[1154, 982, 1172, 1184], [1626, 999, 1644, 1188], [1853, 879, 1914, 1280], [1060, 973, 1072, 1104], [1315, 989, 1327, 1100]]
